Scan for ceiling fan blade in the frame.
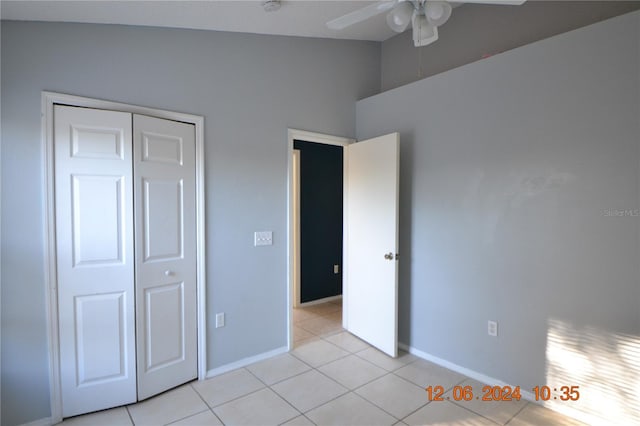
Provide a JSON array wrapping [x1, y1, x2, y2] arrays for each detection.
[[327, 1, 397, 30], [458, 0, 526, 4]]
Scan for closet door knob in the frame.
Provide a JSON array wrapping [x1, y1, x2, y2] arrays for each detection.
[[164, 270, 173, 276]]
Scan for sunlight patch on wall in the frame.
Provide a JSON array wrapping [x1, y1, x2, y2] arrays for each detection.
[[545, 319, 640, 425]]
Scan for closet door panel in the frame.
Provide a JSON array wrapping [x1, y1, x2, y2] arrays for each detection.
[[143, 179, 183, 261], [134, 115, 197, 400], [55, 105, 136, 417]]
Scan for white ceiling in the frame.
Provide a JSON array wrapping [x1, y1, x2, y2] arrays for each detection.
[[0, 0, 405, 42]]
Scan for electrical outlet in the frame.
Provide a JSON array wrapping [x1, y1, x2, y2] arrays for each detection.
[[216, 312, 225, 328], [488, 320, 498, 337]]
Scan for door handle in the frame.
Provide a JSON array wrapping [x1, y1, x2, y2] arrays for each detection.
[[384, 252, 393, 260], [164, 270, 174, 276]]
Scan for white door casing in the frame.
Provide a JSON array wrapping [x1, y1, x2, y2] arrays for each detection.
[[133, 115, 197, 400], [292, 149, 301, 308], [55, 105, 137, 417], [345, 133, 400, 357]]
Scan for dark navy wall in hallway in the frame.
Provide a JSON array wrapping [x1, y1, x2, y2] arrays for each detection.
[[294, 140, 343, 303]]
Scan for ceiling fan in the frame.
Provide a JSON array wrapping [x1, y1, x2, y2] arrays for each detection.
[[327, 0, 526, 47]]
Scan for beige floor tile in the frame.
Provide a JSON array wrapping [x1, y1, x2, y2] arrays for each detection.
[[293, 336, 318, 348], [167, 410, 222, 425], [294, 325, 316, 342], [293, 308, 323, 323], [191, 368, 264, 407], [444, 378, 527, 424], [57, 407, 132, 426], [272, 370, 347, 412], [303, 302, 342, 316], [291, 339, 349, 367], [297, 316, 343, 337], [246, 353, 311, 385], [404, 400, 496, 425], [127, 384, 209, 426], [356, 374, 429, 419], [356, 347, 417, 371], [318, 355, 387, 389], [281, 415, 316, 425], [394, 359, 466, 390], [213, 388, 299, 426], [323, 311, 342, 322], [507, 402, 586, 425], [324, 331, 370, 353], [305, 392, 397, 426]]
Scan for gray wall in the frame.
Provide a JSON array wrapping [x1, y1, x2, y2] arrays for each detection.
[[381, 1, 640, 92], [0, 22, 380, 425], [359, 11, 639, 421]]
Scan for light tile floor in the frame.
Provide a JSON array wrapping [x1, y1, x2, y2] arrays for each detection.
[[58, 300, 585, 425]]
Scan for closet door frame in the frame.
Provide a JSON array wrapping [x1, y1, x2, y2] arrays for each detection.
[[42, 91, 207, 424]]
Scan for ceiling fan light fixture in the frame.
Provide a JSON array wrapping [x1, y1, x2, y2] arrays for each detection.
[[385, 1, 414, 33], [325, 0, 526, 48], [424, 1, 452, 26], [412, 13, 438, 47]]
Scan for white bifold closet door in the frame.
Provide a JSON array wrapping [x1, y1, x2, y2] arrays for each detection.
[[55, 105, 197, 418], [55, 106, 136, 417], [133, 114, 197, 400]]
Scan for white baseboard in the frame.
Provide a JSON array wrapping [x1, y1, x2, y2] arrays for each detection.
[[19, 417, 53, 426], [398, 342, 536, 401], [298, 295, 342, 307], [205, 346, 288, 378]]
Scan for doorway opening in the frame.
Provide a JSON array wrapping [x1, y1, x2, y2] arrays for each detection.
[[288, 129, 401, 356], [287, 129, 353, 349]]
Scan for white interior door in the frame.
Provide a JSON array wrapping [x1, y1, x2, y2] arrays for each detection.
[[55, 105, 137, 417], [133, 115, 197, 400], [345, 133, 400, 357]]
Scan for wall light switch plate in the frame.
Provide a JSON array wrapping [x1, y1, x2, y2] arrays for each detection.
[[254, 231, 273, 246], [488, 320, 498, 337], [216, 313, 225, 328]]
